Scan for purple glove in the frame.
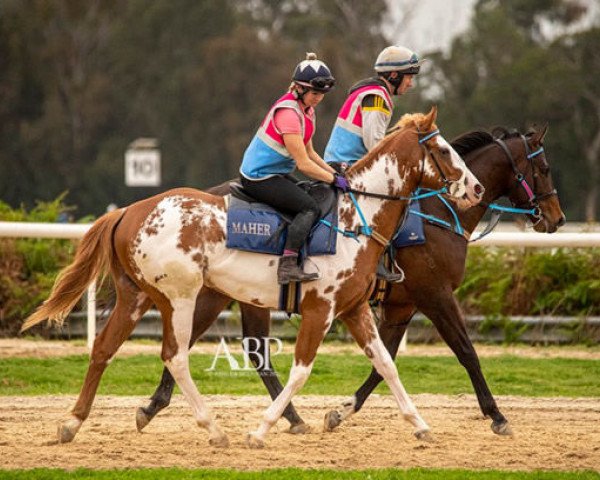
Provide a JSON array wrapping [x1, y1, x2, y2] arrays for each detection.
[[332, 173, 350, 192]]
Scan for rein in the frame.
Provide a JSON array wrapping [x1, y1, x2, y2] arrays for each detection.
[[409, 134, 555, 242], [321, 128, 449, 248]]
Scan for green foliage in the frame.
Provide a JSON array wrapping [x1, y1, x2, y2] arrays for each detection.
[[458, 247, 600, 319], [1, 468, 598, 480], [1, 353, 599, 397], [0, 196, 78, 336], [0, 0, 388, 216]]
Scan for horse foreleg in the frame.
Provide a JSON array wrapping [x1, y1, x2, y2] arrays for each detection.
[[59, 273, 147, 443], [246, 305, 334, 448], [240, 303, 308, 434], [136, 287, 231, 431], [324, 303, 416, 431], [341, 301, 432, 441], [419, 294, 511, 435], [160, 296, 229, 448]]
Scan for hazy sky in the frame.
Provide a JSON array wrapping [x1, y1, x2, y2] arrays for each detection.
[[387, 0, 600, 54], [386, 0, 477, 54]]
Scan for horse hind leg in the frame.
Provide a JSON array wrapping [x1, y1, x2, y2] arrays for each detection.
[[58, 273, 147, 443], [340, 302, 432, 442], [136, 288, 231, 432], [160, 296, 229, 448]]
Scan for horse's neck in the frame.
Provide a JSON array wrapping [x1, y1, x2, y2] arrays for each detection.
[[343, 152, 415, 239], [452, 146, 512, 235]]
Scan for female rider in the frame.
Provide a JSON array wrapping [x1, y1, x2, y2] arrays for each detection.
[[239, 53, 349, 284]]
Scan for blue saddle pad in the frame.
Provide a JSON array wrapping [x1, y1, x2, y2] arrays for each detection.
[[392, 199, 426, 248], [226, 193, 338, 256]]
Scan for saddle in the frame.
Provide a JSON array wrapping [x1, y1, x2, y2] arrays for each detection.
[[392, 199, 426, 248], [225, 181, 339, 256]]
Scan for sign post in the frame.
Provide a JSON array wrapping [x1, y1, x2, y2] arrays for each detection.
[[125, 138, 161, 187]]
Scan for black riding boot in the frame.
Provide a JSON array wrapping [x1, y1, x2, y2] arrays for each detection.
[[277, 255, 320, 284], [376, 257, 404, 283]]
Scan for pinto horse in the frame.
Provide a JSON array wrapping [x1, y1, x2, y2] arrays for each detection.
[[23, 107, 483, 448], [135, 125, 565, 437]]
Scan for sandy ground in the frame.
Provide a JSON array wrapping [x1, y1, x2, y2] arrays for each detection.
[[0, 394, 598, 471], [2, 338, 600, 359], [1, 340, 599, 471]]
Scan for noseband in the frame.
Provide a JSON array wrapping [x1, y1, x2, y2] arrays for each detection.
[[494, 135, 558, 225]]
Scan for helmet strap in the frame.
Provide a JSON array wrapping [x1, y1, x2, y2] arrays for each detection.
[[382, 72, 404, 95], [293, 84, 310, 102]]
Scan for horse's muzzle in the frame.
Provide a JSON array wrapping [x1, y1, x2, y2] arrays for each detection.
[[448, 172, 484, 206]]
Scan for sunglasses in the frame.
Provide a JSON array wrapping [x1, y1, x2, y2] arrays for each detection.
[[309, 76, 335, 92]]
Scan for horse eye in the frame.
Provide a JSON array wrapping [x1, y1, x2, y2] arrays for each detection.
[[439, 147, 450, 155]]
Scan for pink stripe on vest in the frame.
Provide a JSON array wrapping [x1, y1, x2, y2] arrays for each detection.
[[262, 93, 314, 146], [337, 85, 392, 128]]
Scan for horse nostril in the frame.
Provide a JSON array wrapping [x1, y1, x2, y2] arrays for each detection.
[[474, 183, 484, 197], [558, 214, 566, 227]]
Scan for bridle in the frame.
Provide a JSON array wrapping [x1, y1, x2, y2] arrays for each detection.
[[321, 128, 458, 248], [346, 128, 455, 202], [494, 134, 558, 226]]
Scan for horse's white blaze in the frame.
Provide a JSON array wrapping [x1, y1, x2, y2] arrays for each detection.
[[364, 337, 429, 433]]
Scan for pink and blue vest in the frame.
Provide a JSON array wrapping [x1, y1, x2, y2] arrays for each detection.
[[240, 93, 315, 180], [324, 84, 393, 165]]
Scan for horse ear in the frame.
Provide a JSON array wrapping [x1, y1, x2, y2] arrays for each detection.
[[423, 105, 437, 131], [533, 123, 549, 144]]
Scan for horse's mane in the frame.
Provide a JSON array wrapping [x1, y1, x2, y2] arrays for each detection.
[[450, 126, 526, 157], [450, 130, 494, 157], [348, 113, 431, 172]]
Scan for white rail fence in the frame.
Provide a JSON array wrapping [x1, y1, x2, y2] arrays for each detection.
[[2, 221, 600, 351]]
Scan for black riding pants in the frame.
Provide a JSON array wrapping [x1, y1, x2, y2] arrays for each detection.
[[241, 175, 320, 252]]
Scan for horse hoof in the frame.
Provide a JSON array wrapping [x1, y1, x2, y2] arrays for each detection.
[[491, 420, 513, 436], [246, 432, 265, 449], [288, 422, 311, 435], [57, 417, 82, 444], [323, 410, 342, 432], [414, 429, 434, 443], [209, 434, 230, 448], [135, 407, 152, 432]]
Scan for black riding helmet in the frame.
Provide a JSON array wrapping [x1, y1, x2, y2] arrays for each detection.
[[292, 52, 335, 93]]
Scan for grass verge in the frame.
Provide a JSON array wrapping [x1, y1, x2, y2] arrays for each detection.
[[1, 354, 599, 397], [1, 468, 599, 479]]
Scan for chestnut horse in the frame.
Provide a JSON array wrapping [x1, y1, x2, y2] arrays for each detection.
[[135, 125, 565, 437], [23, 108, 483, 448]]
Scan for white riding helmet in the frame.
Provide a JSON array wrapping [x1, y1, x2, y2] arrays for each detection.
[[374, 45, 424, 74]]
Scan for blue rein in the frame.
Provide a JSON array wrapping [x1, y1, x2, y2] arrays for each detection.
[[320, 186, 450, 243], [407, 190, 537, 242]]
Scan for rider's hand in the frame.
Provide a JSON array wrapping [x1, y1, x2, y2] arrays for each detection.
[[332, 173, 350, 193]]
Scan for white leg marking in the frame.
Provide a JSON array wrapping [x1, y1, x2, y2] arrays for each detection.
[[250, 361, 313, 441], [164, 298, 227, 444], [365, 336, 430, 433]]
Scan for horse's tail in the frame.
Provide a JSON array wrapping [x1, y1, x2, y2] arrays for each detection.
[[21, 208, 126, 332]]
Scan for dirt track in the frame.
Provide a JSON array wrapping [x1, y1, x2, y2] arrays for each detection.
[[0, 394, 599, 471]]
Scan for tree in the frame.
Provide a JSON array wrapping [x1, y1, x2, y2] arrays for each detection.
[[419, 0, 598, 220]]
